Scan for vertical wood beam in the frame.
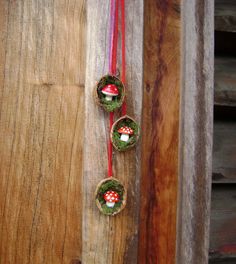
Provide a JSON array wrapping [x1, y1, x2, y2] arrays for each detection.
[[0, 1, 86, 263], [176, 0, 214, 263], [139, 0, 181, 263], [83, 1, 143, 263]]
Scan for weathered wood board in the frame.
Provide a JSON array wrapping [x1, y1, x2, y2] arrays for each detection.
[[138, 0, 180, 263], [215, 0, 236, 32], [215, 57, 236, 107], [0, 1, 85, 263], [83, 1, 143, 263], [210, 186, 236, 252], [213, 121, 236, 183], [177, 0, 214, 264]]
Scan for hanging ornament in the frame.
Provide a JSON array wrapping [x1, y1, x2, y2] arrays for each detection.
[[95, 0, 140, 215], [94, 74, 125, 112], [111, 115, 140, 151], [95, 177, 127, 216]]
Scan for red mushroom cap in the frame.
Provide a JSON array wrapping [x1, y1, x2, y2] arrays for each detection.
[[103, 190, 120, 203], [117, 126, 134, 135], [101, 84, 119, 96]]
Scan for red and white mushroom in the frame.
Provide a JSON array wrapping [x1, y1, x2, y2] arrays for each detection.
[[103, 190, 120, 208], [101, 84, 119, 101], [117, 126, 134, 142]]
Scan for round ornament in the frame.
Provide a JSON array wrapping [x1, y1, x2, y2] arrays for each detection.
[[111, 115, 140, 151], [95, 177, 127, 216], [94, 74, 125, 112]]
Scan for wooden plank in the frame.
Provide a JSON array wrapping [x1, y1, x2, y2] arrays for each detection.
[[0, 1, 85, 263], [138, 0, 180, 263], [215, 0, 236, 33], [215, 57, 236, 107], [213, 121, 236, 183], [83, 1, 143, 263], [210, 186, 236, 251], [176, 0, 214, 264]]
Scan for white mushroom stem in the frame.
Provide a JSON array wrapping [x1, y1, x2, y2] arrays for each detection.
[[104, 95, 113, 101], [120, 134, 129, 142], [106, 202, 115, 208]]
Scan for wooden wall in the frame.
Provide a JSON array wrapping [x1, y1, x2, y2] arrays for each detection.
[[0, 1, 214, 264], [0, 1, 85, 263]]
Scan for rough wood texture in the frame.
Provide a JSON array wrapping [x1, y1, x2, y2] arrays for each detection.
[[215, 57, 236, 107], [83, 1, 143, 263], [0, 1, 85, 263], [213, 122, 236, 183], [215, 0, 236, 33], [210, 186, 236, 251], [138, 1, 180, 263], [176, 0, 214, 264]]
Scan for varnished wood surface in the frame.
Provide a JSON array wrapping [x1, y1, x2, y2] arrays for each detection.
[[83, 1, 143, 263], [0, 1, 85, 263], [138, 1, 180, 263], [213, 121, 236, 183], [177, 0, 214, 263], [215, 57, 236, 107]]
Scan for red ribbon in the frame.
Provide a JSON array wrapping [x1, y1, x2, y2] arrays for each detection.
[[108, 0, 126, 177], [120, 0, 127, 116]]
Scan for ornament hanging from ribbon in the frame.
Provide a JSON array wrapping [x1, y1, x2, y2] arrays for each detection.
[[94, 0, 140, 216]]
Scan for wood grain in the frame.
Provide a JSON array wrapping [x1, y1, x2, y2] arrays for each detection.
[[213, 121, 236, 183], [176, 0, 214, 264], [215, 0, 236, 33], [138, 1, 180, 263], [215, 57, 236, 107], [83, 1, 143, 263], [0, 1, 85, 263]]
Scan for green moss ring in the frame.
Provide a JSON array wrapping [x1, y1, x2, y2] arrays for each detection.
[[111, 115, 140, 151], [94, 75, 125, 112], [95, 177, 127, 216]]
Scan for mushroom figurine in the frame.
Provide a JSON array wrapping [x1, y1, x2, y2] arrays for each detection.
[[103, 190, 120, 208], [101, 84, 119, 101], [118, 126, 134, 142]]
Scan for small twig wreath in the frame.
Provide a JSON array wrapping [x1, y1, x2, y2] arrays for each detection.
[[94, 74, 125, 112], [110, 115, 140, 151], [95, 177, 127, 216]]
